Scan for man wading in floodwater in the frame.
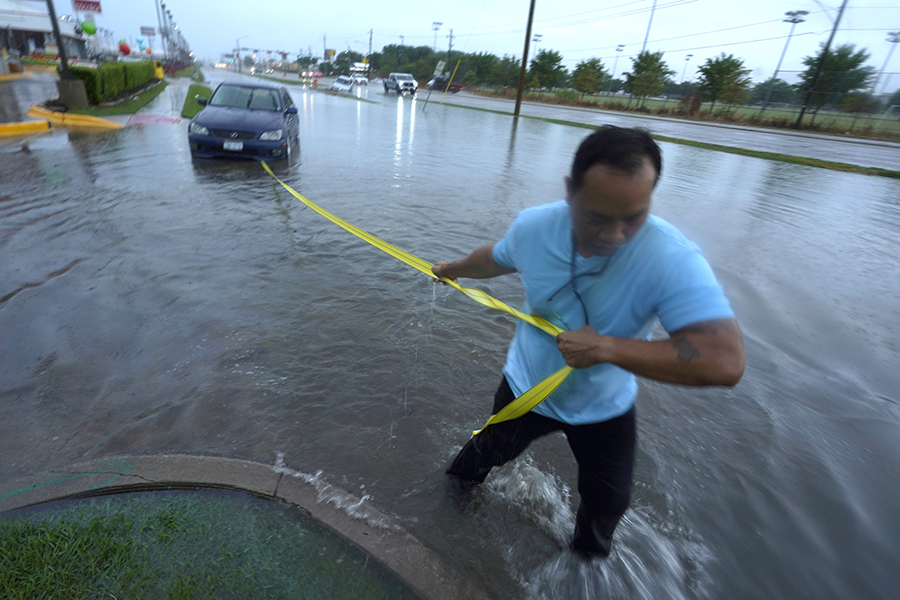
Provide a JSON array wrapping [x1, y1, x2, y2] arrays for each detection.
[[432, 125, 745, 559]]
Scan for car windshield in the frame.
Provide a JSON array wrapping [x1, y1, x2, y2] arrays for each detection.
[[209, 85, 282, 111]]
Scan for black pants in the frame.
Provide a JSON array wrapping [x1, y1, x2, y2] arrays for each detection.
[[447, 377, 636, 557]]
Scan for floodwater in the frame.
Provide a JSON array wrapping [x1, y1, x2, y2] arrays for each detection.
[[2, 72, 900, 600]]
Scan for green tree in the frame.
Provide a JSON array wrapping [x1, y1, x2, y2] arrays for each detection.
[[750, 78, 796, 105], [890, 88, 900, 113], [528, 49, 568, 89], [466, 52, 500, 84], [570, 58, 607, 98], [487, 55, 521, 87], [663, 80, 699, 98], [623, 50, 674, 106], [696, 53, 751, 113], [333, 50, 363, 75], [796, 43, 876, 114], [841, 92, 881, 114]]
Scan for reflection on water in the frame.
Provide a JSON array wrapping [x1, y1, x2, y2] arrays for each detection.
[[2, 83, 900, 600]]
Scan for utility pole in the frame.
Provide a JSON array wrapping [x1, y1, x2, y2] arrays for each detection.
[[515, 0, 537, 117], [760, 10, 808, 114], [795, 0, 847, 128], [44, 0, 71, 78]]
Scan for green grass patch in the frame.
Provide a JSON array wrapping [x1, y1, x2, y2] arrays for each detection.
[[173, 66, 205, 82], [0, 489, 419, 599], [182, 83, 213, 118], [442, 102, 900, 179], [69, 80, 168, 117]]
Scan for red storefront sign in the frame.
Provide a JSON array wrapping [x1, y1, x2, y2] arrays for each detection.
[[73, 1, 102, 14]]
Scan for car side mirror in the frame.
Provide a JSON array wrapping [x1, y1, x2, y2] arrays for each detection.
[[197, 97, 207, 106], [285, 107, 298, 115]]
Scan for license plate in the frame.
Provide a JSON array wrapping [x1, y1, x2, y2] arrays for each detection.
[[223, 140, 243, 151]]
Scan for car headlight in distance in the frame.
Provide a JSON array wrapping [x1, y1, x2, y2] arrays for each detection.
[[259, 129, 284, 141], [189, 121, 209, 135]]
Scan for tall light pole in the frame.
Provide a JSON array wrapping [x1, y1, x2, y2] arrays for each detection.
[[641, 0, 657, 53], [760, 10, 808, 114], [531, 33, 542, 64], [874, 32, 900, 95], [796, 0, 847, 128], [680, 53, 693, 83], [432, 22, 442, 52], [236, 35, 248, 72], [607, 44, 624, 93]]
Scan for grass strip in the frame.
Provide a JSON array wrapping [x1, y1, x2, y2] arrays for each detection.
[[182, 83, 213, 119], [69, 80, 169, 117], [442, 103, 900, 179], [0, 489, 418, 600]]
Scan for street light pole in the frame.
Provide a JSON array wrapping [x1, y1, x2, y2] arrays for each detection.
[[607, 45, 624, 94], [874, 32, 900, 95], [432, 22, 442, 52], [236, 35, 248, 73], [531, 33, 542, 64], [680, 53, 693, 83], [795, 0, 848, 128], [641, 0, 657, 54], [760, 10, 808, 114]]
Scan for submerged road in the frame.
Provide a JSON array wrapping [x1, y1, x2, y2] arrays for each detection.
[[2, 70, 899, 171]]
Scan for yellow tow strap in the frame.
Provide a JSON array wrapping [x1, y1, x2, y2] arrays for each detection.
[[262, 162, 572, 435]]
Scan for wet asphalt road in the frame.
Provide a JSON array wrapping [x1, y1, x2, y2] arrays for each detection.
[[2, 69, 898, 170]]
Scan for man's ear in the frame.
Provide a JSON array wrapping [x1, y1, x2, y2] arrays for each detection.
[[564, 175, 575, 205]]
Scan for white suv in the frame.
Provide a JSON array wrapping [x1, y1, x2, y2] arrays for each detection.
[[350, 74, 368, 85], [384, 73, 417, 95]]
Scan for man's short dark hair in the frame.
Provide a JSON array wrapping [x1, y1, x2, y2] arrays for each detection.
[[570, 126, 662, 191]]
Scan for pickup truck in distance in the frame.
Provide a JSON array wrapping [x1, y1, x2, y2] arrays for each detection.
[[384, 73, 418, 95]]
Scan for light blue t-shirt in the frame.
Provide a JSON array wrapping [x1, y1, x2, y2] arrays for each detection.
[[492, 200, 734, 425]]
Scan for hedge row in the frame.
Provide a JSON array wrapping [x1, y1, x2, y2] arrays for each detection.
[[69, 61, 159, 105]]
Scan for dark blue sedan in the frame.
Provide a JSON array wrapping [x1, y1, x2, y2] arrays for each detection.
[[188, 82, 299, 160]]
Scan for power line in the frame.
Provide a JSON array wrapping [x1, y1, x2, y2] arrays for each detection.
[[559, 30, 826, 64]]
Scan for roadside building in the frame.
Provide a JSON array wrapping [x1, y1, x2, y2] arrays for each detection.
[[1, 0, 87, 70]]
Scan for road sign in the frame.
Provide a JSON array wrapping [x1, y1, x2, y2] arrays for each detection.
[[433, 60, 445, 77], [141, 27, 156, 36]]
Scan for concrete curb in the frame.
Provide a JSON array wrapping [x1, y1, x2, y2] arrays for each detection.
[[26, 104, 124, 130], [0, 453, 489, 600], [0, 120, 49, 138], [0, 72, 36, 82]]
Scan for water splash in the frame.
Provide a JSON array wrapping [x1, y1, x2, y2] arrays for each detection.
[[273, 452, 400, 532], [486, 457, 575, 547], [519, 507, 712, 600]]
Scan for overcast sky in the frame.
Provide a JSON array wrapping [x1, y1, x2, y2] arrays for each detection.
[[60, 0, 900, 91]]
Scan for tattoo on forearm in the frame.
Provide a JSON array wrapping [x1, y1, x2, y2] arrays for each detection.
[[672, 337, 700, 363]]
